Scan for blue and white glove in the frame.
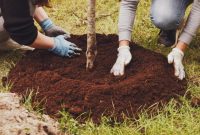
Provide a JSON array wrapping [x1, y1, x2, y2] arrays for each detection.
[[40, 19, 70, 39], [49, 35, 82, 57]]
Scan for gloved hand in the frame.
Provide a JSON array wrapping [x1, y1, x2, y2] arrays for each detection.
[[40, 19, 70, 39], [49, 35, 82, 57], [168, 48, 185, 80], [110, 45, 132, 76]]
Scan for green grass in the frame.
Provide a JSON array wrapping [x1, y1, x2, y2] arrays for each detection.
[[21, 89, 45, 114], [59, 99, 200, 135], [0, 0, 200, 134]]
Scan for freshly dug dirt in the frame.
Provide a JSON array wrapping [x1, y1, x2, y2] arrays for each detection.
[[3, 34, 187, 123]]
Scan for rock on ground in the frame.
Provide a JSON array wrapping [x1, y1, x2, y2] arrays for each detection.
[[0, 93, 64, 135]]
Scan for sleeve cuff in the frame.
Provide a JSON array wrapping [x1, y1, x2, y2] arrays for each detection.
[[118, 31, 132, 41], [40, 18, 53, 31], [178, 32, 193, 45]]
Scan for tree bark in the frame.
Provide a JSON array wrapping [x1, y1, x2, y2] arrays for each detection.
[[86, 0, 97, 70]]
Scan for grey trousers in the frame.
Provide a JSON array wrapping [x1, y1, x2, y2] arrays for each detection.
[[150, 0, 192, 30]]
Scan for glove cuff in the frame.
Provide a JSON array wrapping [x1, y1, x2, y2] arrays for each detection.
[[173, 48, 184, 57], [40, 18, 54, 31], [118, 45, 130, 52]]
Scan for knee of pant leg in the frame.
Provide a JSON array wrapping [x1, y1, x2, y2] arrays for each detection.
[[151, 11, 181, 30]]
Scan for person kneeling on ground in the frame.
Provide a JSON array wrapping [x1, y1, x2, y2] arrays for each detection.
[[0, 0, 81, 57], [111, 0, 200, 80]]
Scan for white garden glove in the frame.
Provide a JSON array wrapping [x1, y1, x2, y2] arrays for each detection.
[[168, 48, 185, 80], [110, 45, 132, 76]]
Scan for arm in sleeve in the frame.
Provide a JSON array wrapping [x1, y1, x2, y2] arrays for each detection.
[[1, 0, 38, 45], [179, 0, 200, 45], [118, 0, 139, 41]]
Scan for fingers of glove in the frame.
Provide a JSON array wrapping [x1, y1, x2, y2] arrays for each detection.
[[168, 53, 174, 64], [110, 65, 115, 74], [61, 39, 81, 51], [46, 26, 69, 37], [69, 46, 82, 52], [124, 53, 132, 65], [61, 39, 76, 48], [61, 49, 72, 57], [45, 30, 59, 37], [63, 33, 71, 39], [174, 62, 180, 77], [119, 63, 125, 76], [174, 63, 179, 77], [52, 26, 66, 34], [68, 49, 75, 54], [71, 43, 82, 52], [110, 63, 125, 76], [67, 50, 81, 57], [53, 31, 65, 37], [178, 68, 185, 80], [116, 64, 125, 76], [74, 47, 82, 52], [55, 50, 68, 57], [73, 52, 81, 56], [69, 43, 78, 48], [177, 63, 185, 80]]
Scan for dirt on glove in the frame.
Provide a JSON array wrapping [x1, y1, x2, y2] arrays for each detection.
[[3, 34, 187, 123]]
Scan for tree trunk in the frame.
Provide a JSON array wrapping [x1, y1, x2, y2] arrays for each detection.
[[86, 0, 97, 70]]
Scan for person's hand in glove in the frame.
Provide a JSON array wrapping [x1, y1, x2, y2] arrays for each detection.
[[49, 35, 82, 57], [168, 45, 186, 80], [40, 18, 70, 38], [110, 45, 132, 76]]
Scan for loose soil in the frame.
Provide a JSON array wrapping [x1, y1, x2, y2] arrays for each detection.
[[3, 34, 187, 123]]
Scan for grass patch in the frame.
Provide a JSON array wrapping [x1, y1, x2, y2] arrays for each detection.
[[59, 99, 200, 135], [21, 89, 45, 114]]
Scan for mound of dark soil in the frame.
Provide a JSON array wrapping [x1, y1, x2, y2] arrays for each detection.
[[3, 34, 187, 123]]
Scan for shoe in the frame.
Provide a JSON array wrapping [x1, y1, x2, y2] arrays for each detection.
[[158, 30, 176, 47]]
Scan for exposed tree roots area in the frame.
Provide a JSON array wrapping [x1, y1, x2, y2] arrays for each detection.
[[3, 34, 187, 123]]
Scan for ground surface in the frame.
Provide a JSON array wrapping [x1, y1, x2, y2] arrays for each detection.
[[0, 93, 63, 135], [0, 0, 200, 134], [4, 34, 187, 123]]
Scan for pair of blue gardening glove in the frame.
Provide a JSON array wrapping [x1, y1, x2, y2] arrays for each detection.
[[40, 19, 82, 57]]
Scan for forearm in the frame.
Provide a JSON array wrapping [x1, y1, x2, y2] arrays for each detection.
[[118, 0, 139, 42], [34, 6, 49, 23], [178, 0, 200, 45], [30, 31, 54, 49]]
